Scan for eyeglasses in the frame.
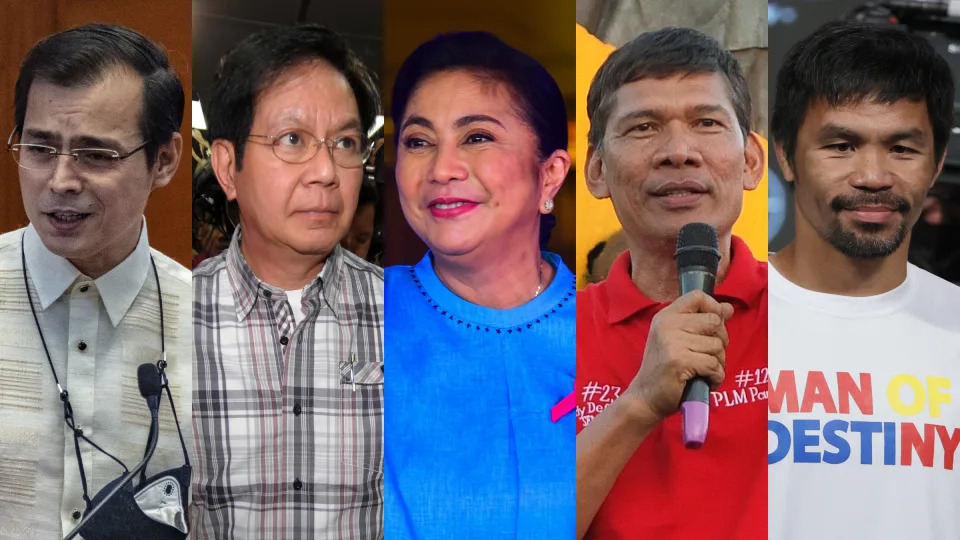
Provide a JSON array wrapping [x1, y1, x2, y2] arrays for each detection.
[[7, 128, 150, 173], [247, 129, 372, 169]]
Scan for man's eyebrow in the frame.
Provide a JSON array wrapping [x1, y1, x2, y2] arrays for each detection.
[[21, 129, 128, 150], [332, 118, 362, 134], [883, 128, 927, 146], [615, 104, 732, 128], [816, 124, 865, 144], [614, 109, 662, 127], [269, 113, 363, 135], [689, 104, 732, 118], [73, 135, 125, 149], [815, 124, 929, 147], [22, 128, 56, 142]]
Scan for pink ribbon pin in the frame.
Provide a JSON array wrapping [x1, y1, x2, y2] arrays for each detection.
[[551, 391, 576, 422]]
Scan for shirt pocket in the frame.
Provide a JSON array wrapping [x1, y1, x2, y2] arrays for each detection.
[[339, 352, 384, 386], [336, 349, 383, 499]]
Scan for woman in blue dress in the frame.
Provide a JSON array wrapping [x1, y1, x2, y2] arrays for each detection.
[[384, 32, 575, 538]]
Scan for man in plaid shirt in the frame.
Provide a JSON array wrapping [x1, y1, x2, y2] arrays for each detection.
[[191, 24, 384, 539]]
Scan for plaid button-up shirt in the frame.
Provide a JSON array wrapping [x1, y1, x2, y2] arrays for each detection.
[[191, 231, 384, 539]]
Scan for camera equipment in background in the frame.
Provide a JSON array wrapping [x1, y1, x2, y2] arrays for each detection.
[[846, 1, 960, 180]]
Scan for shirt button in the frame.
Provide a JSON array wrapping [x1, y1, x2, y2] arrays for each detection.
[[79, 285, 89, 293], [293, 403, 302, 416], [263, 290, 272, 298], [72, 508, 81, 520], [293, 478, 302, 490], [280, 336, 289, 346], [77, 341, 87, 351]]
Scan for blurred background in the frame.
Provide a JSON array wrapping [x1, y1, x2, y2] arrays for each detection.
[[190, 0, 384, 267], [768, 0, 960, 285], [380, 0, 576, 270], [0, 0, 192, 267], [192, 0, 577, 272], [576, 0, 769, 288]]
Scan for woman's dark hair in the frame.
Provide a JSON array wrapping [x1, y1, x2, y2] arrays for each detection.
[[14, 23, 184, 169], [208, 24, 381, 170], [391, 31, 567, 161], [772, 20, 955, 166]]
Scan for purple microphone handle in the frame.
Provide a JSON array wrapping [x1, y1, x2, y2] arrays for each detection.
[[681, 400, 709, 449]]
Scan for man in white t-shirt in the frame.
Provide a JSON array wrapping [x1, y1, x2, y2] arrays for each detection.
[[769, 20, 960, 539]]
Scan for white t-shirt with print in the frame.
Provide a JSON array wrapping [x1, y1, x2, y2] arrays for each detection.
[[769, 262, 960, 540]]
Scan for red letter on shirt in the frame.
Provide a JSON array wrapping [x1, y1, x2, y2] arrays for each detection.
[[935, 425, 960, 470], [901, 423, 936, 467], [769, 370, 799, 414], [801, 371, 838, 414], [837, 372, 873, 415]]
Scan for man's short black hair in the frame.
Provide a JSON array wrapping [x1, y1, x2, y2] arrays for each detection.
[[391, 31, 567, 161], [586, 27, 751, 148], [208, 24, 380, 170], [14, 23, 184, 169], [771, 20, 955, 166]]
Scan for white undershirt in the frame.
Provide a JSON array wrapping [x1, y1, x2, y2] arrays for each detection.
[[285, 288, 306, 325]]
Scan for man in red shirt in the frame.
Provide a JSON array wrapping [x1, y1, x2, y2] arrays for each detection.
[[577, 27, 767, 538]]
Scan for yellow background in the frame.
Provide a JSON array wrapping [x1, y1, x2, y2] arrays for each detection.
[[575, 24, 768, 289]]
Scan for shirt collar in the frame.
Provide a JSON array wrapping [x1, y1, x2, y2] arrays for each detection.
[[604, 235, 766, 324], [224, 227, 344, 321], [23, 220, 152, 327]]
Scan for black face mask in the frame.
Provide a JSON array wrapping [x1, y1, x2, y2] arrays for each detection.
[[77, 364, 191, 539], [78, 463, 191, 539]]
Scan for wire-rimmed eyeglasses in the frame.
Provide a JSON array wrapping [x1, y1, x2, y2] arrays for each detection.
[[246, 129, 372, 168]]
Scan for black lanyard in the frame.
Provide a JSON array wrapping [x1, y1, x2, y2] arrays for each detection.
[[20, 231, 190, 505]]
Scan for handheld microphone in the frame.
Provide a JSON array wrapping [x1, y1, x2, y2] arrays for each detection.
[[675, 223, 721, 450], [64, 363, 162, 540]]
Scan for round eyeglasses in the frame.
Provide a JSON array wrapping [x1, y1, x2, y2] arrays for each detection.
[[246, 129, 372, 169], [7, 129, 150, 173]]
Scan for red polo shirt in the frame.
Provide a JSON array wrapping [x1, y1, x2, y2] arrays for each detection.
[[577, 236, 767, 539]]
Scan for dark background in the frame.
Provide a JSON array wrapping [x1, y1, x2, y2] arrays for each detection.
[[192, 0, 381, 118]]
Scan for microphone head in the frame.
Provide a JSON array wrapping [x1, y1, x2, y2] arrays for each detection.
[[676, 222, 721, 273], [137, 363, 162, 399]]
